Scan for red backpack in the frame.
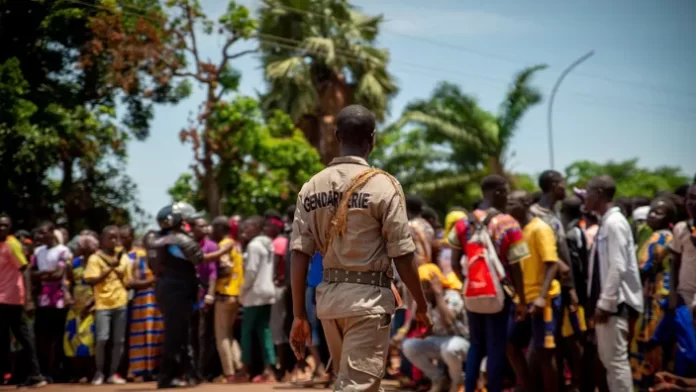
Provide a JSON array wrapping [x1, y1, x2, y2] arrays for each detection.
[[461, 212, 507, 314]]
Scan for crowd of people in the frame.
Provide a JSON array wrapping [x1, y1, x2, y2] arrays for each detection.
[[1, 178, 695, 392], [0, 207, 318, 388], [1, 103, 696, 392], [384, 174, 696, 392], [1, 174, 695, 392]]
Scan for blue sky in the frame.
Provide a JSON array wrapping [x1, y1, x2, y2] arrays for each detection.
[[126, 0, 696, 218]]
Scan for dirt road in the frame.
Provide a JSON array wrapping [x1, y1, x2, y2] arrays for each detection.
[[0, 381, 401, 392]]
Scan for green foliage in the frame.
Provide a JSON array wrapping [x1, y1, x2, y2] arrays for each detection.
[[0, 0, 162, 231], [375, 66, 545, 214], [169, 97, 323, 216], [565, 159, 689, 198], [512, 173, 539, 193], [258, 0, 397, 162]]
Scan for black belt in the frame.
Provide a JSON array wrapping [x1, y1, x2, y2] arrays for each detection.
[[322, 268, 392, 288]]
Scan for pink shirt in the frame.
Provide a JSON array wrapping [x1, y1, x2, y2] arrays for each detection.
[[273, 236, 288, 256], [32, 245, 71, 308], [0, 236, 28, 306], [272, 236, 289, 280]]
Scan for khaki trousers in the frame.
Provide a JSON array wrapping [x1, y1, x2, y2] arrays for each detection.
[[214, 298, 242, 376], [321, 313, 392, 392]]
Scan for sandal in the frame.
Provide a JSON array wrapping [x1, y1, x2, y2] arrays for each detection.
[[252, 374, 276, 384]]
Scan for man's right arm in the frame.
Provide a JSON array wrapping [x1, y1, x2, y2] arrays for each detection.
[[382, 192, 427, 310], [174, 233, 204, 265], [83, 255, 112, 285]]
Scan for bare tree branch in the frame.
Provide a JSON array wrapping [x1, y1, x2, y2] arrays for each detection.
[[183, 4, 202, 75], [217, 36, 240, 71], [227, 49, 257, 60]]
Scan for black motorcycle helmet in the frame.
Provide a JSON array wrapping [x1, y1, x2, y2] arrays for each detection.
[[156, 205, 182, 231]]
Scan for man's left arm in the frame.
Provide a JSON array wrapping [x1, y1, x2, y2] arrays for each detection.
[[597, 220, 628, 313], [538, 226, 559, 301]]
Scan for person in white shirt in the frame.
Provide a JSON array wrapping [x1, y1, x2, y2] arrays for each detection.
[[238, 216, 277, 383], [585, 176, 643, 392]]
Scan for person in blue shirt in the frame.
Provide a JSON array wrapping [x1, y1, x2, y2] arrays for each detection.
[[297, 251, 329, 383]]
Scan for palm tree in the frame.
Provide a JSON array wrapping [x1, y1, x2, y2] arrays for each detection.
[[257, 0, 398, 164], [382, 65, 547, 194]]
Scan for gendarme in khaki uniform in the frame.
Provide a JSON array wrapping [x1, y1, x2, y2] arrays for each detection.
[[291, 156, 415, 392]]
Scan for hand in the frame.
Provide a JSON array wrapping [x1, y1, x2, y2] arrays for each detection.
[[594, 308, 611, 324], [391, 328, 407, 347], [429, 276, 443, 296], [568, 289, 579, 312], [532, 296, 546, 315], [203, 294, 215, 311], [64, 294, 75, 306], [514, 302, 528, 321], [289, 317, 311, 360], [414, 304, 433, 335]]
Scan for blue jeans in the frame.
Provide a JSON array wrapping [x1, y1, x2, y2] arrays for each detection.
[[464, 298, 511, 392], [95, 306, 127, 376]]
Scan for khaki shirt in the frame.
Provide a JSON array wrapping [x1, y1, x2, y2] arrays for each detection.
[[291, 156, 415, 319]]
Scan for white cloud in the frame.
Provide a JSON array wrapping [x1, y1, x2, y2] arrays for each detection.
[[383, 9, 537, 37]]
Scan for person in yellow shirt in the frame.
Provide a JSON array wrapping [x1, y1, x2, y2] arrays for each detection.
[[83, 226, 132, 386], [507, 190, 561, 392], [210, 216, 244, 383]]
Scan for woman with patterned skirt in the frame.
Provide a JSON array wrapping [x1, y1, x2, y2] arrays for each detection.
[[630, 197, 675, 388], [127, 250, 163, 380], [64, 234, 98, 383]]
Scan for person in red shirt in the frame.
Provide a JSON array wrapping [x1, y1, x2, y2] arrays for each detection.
[[449, 175, 529, 392], [0, 214, 46, 388]]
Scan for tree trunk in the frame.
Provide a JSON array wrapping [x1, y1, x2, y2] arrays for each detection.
[[315, 74, 350, 164], [60, 158, 75, 233], [488, 155, 506, 177], [319, 114, 339, 165], [298, 114, 320, 153], [202, 145, 221, 217]]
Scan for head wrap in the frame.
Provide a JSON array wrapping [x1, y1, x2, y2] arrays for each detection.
[[268, 217, 284, 231], [417, 263, 455, 289], [444, 211, 467, 237], [77, 234, 99, 255], [229, 219, 239, 240], [632, 205, 650, 222]]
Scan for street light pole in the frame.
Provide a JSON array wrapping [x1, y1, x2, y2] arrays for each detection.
[[547, 50, 594, 170]]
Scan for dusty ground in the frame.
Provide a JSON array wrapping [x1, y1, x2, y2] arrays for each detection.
[[0, 380, 401, 392]]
